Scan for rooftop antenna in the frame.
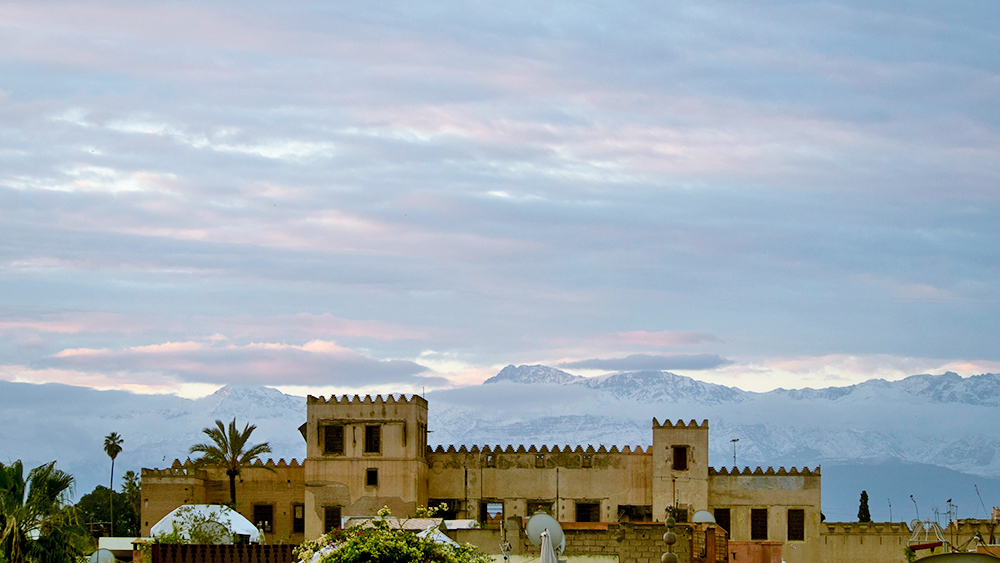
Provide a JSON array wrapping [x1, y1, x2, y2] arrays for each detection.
[[888, 499, 892, 523], [911, 495, 920, 522], [976, 485, 988, 518], [731, 438, 739, 468]]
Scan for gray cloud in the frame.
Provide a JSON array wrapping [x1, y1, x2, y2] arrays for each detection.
[[559, 354, 732, 372], [2, 0, 1000, 394]]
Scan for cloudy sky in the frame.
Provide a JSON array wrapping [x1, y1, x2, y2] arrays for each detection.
[[2, 1, 999, 398]]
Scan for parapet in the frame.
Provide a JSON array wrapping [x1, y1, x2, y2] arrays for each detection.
[[709, 466, 821, 476], [428, 444, 652, 455], [652, 418, 709, 429], [307, 393, 427, 406]]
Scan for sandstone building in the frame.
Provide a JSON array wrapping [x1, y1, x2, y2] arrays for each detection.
[[141, 394, 823, 562]]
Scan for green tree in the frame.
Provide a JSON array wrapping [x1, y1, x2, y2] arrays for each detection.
[[858, 490, 872, 522], [294, 507, 490, 563], [75, 485, 139, 538], [103, 432, 123, 536], [189, 418, 272, 507], [121, 471, 140, 522], [0, 460, 87, 563]]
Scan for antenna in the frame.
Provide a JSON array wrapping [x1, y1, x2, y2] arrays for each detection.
[[976, 485, 988, 518], [888, 499, 892, 522], [731, 438, 739, 467], [911, 495, 920, 522]]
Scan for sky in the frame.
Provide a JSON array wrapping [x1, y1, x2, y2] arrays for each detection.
[[2, 1, 1000, 399]]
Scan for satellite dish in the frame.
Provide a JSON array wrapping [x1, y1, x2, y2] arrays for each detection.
[[911, 519, 921, 530], [526, 513, 565, 556], [88, 549, 116, 563]]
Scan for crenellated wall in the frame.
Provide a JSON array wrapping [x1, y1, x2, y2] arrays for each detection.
[[426, 443, 652, 523]]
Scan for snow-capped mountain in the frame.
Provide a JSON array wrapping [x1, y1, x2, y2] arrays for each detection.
[[484, 364, 584, 385], [5, 368, 1000, 521]]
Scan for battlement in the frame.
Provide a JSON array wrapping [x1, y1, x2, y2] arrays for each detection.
[[428, 444, 652, 454], [307, 393, 426, 406], [652, 418, 709, 429], [144, 457, 304, 475], [709, 466, 821, 476]]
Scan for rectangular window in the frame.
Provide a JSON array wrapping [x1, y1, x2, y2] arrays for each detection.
[[535, 454, 546, 468], [581, 455, 592, 468], [364, 425, 381, 454], [787, 508, 805, 541], [324, 425, 344, 454], [672, 445, 688, 471], [479, 500, 504, 527], [485, 454, 496, 467], [576, 502, 601, 523], [714, 508, 731, 535], [528, 500, 554, 515], [366, 468, 379, 487], [292, 504, 305, 534], [429, 499, 461, 520], [751, 508, 768, 540], [618, 505, 652, 522], [324, 506, 342, 533], [253, 504, 273, 533]]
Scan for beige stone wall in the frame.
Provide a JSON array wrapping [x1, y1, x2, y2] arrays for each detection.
[[819, 522, 912, 563], [140, 460, 306, 544], [708, 467, 821, 563], [652, 419, 710, 521], [426, 445, 652, 522]]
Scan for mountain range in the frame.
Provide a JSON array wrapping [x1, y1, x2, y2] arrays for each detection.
[[3, 366, 1000, 523]]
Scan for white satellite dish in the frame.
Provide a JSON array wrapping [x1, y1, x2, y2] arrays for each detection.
[[525, 512, 565, 557]]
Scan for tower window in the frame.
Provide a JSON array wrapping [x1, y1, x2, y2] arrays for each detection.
[[253, 504, 273, 533], [324, 506, 342, 532], [324, 425, 344, 454], [366, 468, 379, 487], [365, 425, 381, 454], [787, 508, 805, 541], [293, 504, 305, 534], [751, 508, 768, 540], [672, 446, 688, 471], [581, 455, 592, 468], [535, 454, 545, 468], [485, 454, 496, 467], [714, 508, 731, 535], [575, 502, 601, 523]]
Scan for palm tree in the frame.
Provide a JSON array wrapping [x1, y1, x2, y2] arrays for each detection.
[[189, 418, 272, 507], [103, 432, 123, 536], [0, 460, 85, 563]]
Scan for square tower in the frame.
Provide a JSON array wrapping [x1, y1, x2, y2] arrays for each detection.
[[303, 394, 429, 538], [651, 418, 710, 522]]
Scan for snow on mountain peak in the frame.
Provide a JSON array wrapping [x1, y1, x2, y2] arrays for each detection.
[[484, 364, 584, 385]]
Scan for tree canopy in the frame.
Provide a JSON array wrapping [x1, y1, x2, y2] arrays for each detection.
[[858, 490, 872, 523], [189, 418, 272, 506], [295, 508, 490, 563], [0, 460, 87, 563], [75, 485, 139, 539]]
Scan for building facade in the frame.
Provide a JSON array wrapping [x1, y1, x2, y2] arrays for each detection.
[[141, 394, 822, 562]]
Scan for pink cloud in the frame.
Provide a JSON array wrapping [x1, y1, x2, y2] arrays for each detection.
[[45, 339, 443, 388]]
